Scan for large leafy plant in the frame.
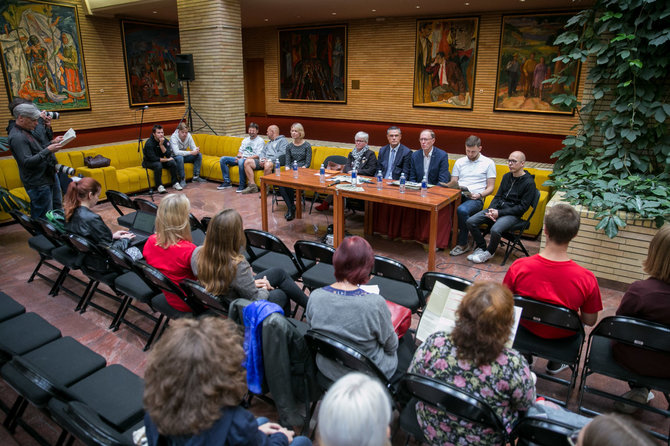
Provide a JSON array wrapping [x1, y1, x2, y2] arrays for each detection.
[[545, 0, 670, 237]]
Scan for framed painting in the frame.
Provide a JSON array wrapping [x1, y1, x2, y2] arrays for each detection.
[[278, 25, 346, 103], [121, 20, 183, 107], [413, 17, 479, 109], [0, 0, 91, 111], [494, 12, 580, 115]]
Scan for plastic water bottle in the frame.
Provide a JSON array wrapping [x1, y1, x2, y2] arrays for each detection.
[[275, 158, 281, 176], [292, 160, 298, 179], [376, 170, 383, 190], [351, 168, 358, 186], [399, 173, 406, 194], [319, 164, 325, 183], [421, 175, 428, 197]]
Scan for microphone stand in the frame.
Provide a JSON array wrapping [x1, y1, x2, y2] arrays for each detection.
[[136, 106, 154, 201]]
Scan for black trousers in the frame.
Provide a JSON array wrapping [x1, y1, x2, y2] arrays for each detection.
[[144, 160, 178, 188]]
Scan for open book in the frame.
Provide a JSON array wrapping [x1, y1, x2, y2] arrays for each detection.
[[59, 128, 76, 147], [416, 281, 522, 348]]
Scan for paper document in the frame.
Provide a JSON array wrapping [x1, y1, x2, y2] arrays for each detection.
[[360, 284, 380, 294], [60, 128, 76, 147]]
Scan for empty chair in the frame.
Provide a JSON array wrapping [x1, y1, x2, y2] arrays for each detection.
[[368, 254, 424, 313], [106, 190, 138, 228], [0, 291, 25, 323], [0, 312, 61, 363], [9, 210, 61, 286], [498, 189, 541, 265], [294, 240, 336, 291], [35, 219, 86, 299], [244, 228, 306, 280], [134, 197, 158, 215], [309, 154, 347, 213]]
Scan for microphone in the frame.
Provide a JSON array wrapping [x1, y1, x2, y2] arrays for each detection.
[[327, 180, 341, 187]]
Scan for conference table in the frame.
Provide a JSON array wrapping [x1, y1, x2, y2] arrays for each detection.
[[260, 169, 461, 271]]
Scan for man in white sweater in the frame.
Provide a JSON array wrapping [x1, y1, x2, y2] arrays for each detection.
[[170, 122, 206, 187]]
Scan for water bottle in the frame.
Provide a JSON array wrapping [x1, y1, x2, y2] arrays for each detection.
[[376, 170, 383, 190], [399, 173, 406, 194], [292, 160, 298, 179], [319, 164, 325, 183], [351, 168, 358, 186], [275, 158, 281, 176], [421, 175, 428, 197]]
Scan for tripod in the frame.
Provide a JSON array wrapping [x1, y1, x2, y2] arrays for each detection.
[[178, 80, 217, 134], [136, 106, 155, 201]]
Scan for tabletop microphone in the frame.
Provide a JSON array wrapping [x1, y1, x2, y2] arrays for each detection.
[[327, 180, 341, 187]]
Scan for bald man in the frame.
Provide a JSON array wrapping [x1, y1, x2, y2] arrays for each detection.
[[465, 151, 537, 264], [240, 124, 288, 194]]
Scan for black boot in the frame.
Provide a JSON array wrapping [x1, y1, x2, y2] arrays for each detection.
[[285, 206, 295, 221]]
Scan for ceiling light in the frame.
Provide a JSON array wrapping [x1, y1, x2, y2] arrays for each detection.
[[465, 2, 469, 4], [372, 9, 377, 12], [264, 18, 269, 21], [152, 10, 157, 13], [416, 5, 421, 8], [331, 12, 337, 15]]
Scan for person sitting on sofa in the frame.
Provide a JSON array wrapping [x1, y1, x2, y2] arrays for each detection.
[[218, 122, 264, 192], [142, 124, 181, 194], [170, 122, 206, 187]]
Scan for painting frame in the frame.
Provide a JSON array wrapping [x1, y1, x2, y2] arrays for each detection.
[[278, 24, 347, 104], [494, 12, 581, 115], [413, 16, 479, 110], [0, 0, 91, 112], [121, 19, 183, 107]]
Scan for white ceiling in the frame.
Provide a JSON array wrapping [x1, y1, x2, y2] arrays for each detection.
[[85, 0, 594, 27]]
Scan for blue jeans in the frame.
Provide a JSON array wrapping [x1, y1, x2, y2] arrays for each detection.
[[27, 180, 62, 221], [466, 210, 520, 254], [457, 198, 483, 246], [174, 153, 202, 179], [256, 417, 312, 446], [220, 156, 245, 188]]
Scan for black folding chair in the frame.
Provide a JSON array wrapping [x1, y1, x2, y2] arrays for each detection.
[[419, 271, 472, 302], [294, 240, 335, 291], [499, 189, 541, 266], [512, 295, 585, 406], [244, 229, 307, 280], [181, 279, 229, 317], [368, 255, 424, 313], [106, 190, 138, 228], [35, 220, 87, 299], [309, 155, 347, 214], [398, 373, 508, 445], [136, 262, 202, 318], [511, 410, 586, 446], [0, 291, 25, 323], [134, 198, 158, 215], [9, 210, 61, 286], [577, 316, 670, 442]]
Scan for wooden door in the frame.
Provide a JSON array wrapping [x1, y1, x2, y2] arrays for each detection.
[[245, 58, 266, 117]]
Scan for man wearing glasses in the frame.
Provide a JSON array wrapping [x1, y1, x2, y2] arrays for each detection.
[[465, 151, 536, 264]]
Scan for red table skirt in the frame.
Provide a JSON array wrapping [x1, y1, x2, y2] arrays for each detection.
[[371, 202, 454, 249]]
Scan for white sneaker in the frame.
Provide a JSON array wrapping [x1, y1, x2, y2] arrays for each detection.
[[467, 248, 485, 261], [157, 185, 166, 194], [173, 182, 183, 191], [472, 250, 493, 264]]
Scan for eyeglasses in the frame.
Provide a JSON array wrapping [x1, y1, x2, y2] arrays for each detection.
[[507, 159, 520, 164], [354, 140, 367, 143], [567, 428, 581, 446]]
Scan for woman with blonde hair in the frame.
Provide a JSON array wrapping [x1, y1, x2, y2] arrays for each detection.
[[143, 317, 312, 445], [409, 282, 535, 445], [278, 122, 311, 221], [612, 224, 670, 411], [191, 208, 307, 312], [143, 194, 196, 312]]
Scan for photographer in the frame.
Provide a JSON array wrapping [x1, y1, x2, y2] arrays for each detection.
[[8, 103, 64, 220]]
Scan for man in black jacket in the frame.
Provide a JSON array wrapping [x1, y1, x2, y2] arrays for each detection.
[[465, 151, 537, 264], [142, 124, 181, 194]]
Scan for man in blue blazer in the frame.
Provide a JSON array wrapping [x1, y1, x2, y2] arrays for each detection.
[[378, 126, 412, 180], [409, 129, 451, 184]]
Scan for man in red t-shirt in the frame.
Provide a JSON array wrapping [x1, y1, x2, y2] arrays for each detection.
[[503, 203, 602, 374]]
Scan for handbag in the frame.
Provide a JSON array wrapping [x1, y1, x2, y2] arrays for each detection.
[[385, 300, 411, 338], [84, 154, 111, 168]]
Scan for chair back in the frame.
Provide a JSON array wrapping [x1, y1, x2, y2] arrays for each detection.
[[420, 272, 472, 293], [136, 262, 193, 309], [322, 155, 348, 169], [519, 189, 541, 229], [402, 373, 506, 433], [189, 213, 205, 232], [106, 190, 136, 216], [369, 255, 423, 312], [37, 219, 68, 245], [100, 245, 135, 270], [304, 330, 390, 387], [372, 255, 416, 285], [69, 234, 119, 277], [511, 415, 577, 446], [181, 279, 228, 317], [244, 229, 303, 273], [294, 240, 335, 270], [134, 198, 158, 215], [514, 295, 584, 335], [590, 316, 670, 354], [9, 210, 40, 236]]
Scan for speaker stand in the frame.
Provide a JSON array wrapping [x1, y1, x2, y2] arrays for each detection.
[[178, 81, 218, 135]]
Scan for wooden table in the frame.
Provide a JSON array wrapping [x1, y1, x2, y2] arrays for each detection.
[[260, 169, 461, 270]]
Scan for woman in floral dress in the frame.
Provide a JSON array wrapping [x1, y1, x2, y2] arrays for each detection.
[[409, 282, 535, 445]]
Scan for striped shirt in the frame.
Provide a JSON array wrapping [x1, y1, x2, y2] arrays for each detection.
[[285, 141, 312, 168]]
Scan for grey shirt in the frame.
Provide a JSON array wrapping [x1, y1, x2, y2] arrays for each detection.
[[260, 135, 289, 161], [306, 286, 398, 380], [191, 247, 269, 303]]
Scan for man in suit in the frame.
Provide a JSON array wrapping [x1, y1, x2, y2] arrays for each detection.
[[409, 129, 450, 184], [378, 126, 412, 180]]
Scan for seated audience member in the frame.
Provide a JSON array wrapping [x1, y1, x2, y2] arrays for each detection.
[[446, 135, 497, 257], [142, 124, 181, 194], [278, 122, 312, 221], [317, 373, 392, 446], [378, 126, 411, 180], [143, 317, 311, 446], [409, 282, 535, 446], [143, 194, 196, 313], [465, 151, 537, 264], [611, 224, 670, 412], [306, 236, 414, 383], [503, 204, 602, 374], [170, 122, 206, 187], [240, 125, 289, 194], [408, 129, 450, 184], [63, 177, 135, 251], [219, 122, 264, 192], [570, 413, 656, 446], [191, 208, 308, 313]]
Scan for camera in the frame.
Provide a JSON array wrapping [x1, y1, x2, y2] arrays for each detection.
[[55, 164, 75, 176], [44, 111, 59, 120]]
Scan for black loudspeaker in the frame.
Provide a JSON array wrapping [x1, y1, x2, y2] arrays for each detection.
[[176, 54, 195, 81]]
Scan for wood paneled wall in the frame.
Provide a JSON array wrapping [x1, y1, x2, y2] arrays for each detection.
[[0, 0, 184, 136], [245, 11, 585, 137]]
